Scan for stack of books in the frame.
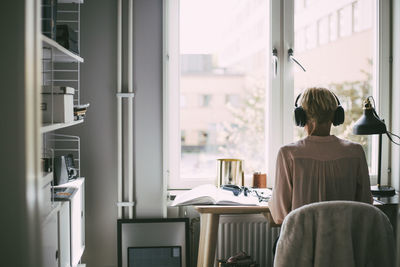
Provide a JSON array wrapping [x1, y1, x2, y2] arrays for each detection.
[[74, 103, 90, 120]]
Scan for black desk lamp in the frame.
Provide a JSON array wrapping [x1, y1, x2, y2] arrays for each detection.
[[353, 97, 395, 197]]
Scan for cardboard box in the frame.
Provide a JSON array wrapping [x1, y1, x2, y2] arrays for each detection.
[[42, 86, 75, 123]]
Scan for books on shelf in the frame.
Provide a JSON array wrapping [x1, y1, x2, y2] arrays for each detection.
[[74, 103, 90, 120], [171, 184, 265, 206]]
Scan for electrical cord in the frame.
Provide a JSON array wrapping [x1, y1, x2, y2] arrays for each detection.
[[387, 131, 400, 146]]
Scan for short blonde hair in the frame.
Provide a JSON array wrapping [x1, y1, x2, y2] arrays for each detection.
[[300, 87, 338, 124]]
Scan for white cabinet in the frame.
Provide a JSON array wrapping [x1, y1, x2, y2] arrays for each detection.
[[59, 201, 71, 267], [68, 178, 85, 266], [42, 204, 61, 267], [54, 178, 85, 267]]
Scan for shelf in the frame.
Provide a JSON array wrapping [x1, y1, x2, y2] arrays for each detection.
[[53, 177, 85, 189], [42, 35, 84, 63], [58, 0, 84, 3], [41, 119, 84, 133]]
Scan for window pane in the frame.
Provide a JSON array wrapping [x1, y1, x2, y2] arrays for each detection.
[[180, 0, 268, 181], [294, 0, 376, 171]]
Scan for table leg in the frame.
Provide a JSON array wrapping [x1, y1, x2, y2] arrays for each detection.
[[197, 213, 220, 267]]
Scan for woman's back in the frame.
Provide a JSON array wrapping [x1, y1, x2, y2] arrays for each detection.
[[269, 135, 372, 224]]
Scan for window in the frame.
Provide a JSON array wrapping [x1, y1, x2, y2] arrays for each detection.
[[305, 24, 317, 49], [225, 94, 240, 107], [198, 131, 208, 146], [329, 12, 338, 41], [318, 17, 329, 45], [181, 130, 186, 144], [339, 5, 352, 37], [165, 0, 269, 188], [354, 0, 373, 32], [199, 94, 212, 107], [164, 0, 390, 189]]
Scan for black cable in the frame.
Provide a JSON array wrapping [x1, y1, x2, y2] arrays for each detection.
[[386, 131, 400, 146], [252, 190, 270, 203]]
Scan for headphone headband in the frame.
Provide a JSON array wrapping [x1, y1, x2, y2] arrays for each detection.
[[295, 91, 341, 107]]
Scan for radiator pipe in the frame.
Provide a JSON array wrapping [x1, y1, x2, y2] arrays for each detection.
[[127, 0, 134, 219], [117, 0, 122, 219]]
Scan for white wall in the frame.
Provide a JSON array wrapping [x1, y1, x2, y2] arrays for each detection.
[[76, 0, 164, 266], [0, 1, 42, 266], [132, 0, 164, 218], [75, 1, 119, 266]]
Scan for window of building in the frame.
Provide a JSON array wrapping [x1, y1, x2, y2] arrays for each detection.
[[199, 94, 212, 107], [329, 12, 338, 41], [339, 5, 352, 37], [181, 130, 186, 144], [318, 17, 329, 45], [305, 23, 317, 49], [354, 0, 373, 32], [198, 131, 208, 146], [225, 94, 240, 107]]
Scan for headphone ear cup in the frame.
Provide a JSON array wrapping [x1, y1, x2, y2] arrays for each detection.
[[294, 107, 307, 127], [333, 106, 345, 126]]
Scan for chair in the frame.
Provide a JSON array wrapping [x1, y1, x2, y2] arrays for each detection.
[[273, 201, 395, 267]]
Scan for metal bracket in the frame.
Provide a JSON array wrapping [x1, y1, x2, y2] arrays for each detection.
[[116, 202, 136, 207], [116, 93, 135, 98]]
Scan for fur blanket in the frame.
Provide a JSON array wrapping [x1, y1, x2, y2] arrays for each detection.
[[274, 201, 395, 267]]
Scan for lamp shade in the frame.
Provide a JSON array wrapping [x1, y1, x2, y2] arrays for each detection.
[[353, 99, 387, 135]]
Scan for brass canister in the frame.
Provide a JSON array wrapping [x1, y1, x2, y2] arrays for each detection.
[[217, 159, 244, 187]]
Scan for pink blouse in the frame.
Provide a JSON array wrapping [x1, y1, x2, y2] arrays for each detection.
[[269, 135, 373, 224]]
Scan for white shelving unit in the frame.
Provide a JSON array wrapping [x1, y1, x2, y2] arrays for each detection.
[[40, 0, 85, 266]]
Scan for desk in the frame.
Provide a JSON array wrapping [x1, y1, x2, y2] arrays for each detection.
[[194, 205, 271, 267], [374, 195, 399, 233]]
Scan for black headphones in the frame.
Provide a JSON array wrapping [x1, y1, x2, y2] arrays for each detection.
[[294, 92, 345, 127]]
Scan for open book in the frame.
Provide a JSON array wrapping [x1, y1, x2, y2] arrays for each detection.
[[171, 184, 264, 206]]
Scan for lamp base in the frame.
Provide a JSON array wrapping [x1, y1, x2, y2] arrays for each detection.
[[371, 185, 396, 197]]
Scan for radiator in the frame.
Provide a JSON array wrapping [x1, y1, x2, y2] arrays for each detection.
[[215, 214, 280, 267]]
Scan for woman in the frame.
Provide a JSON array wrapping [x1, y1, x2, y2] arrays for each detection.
[[269, 87, 373, 224]]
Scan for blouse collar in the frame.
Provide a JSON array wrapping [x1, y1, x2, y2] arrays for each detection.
[[305, 135, 338, 142]]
